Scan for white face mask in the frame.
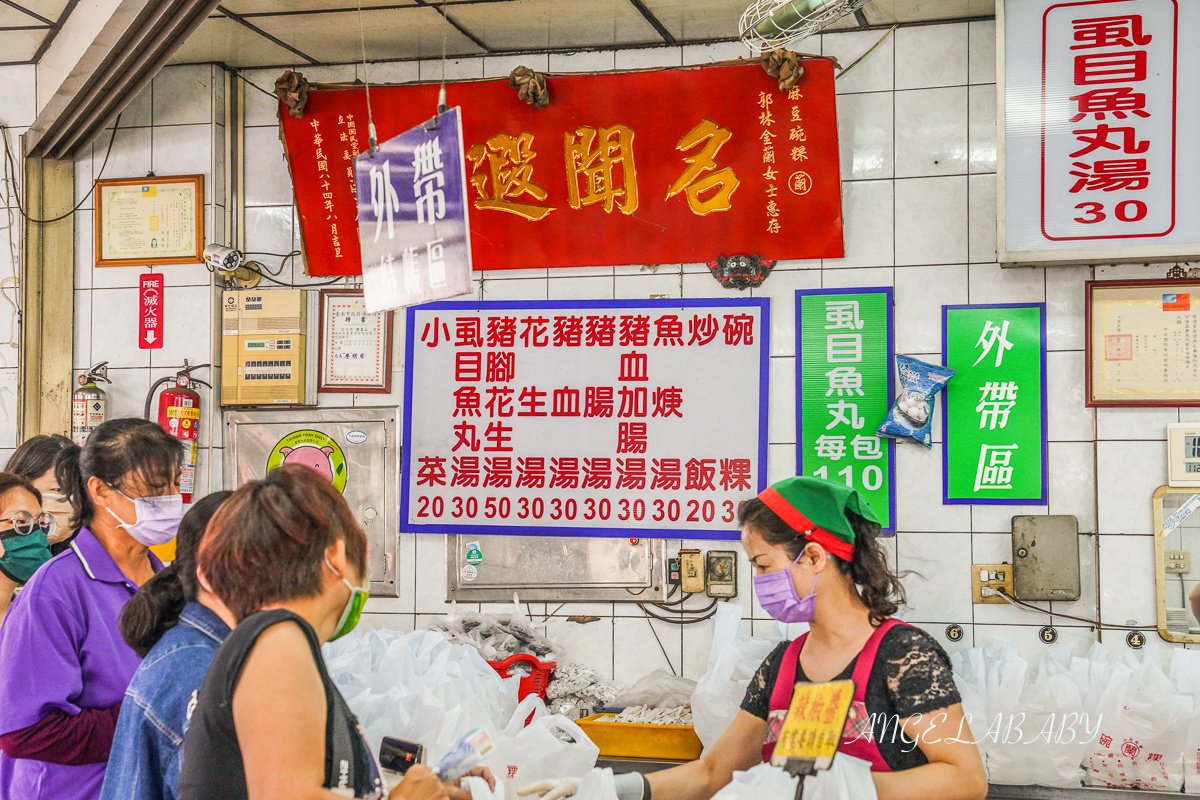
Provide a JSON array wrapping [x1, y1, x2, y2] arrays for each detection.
[[105, 486, 184, 547], [41, 493, 75, 544]]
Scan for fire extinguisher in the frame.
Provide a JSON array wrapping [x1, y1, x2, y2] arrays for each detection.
[[146, 361, 210, 504], [72, 362, 110, 446]]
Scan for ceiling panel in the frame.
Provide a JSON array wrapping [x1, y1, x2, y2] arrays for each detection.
[[448, 0, 661, 52], [0, 6, 49, 28], [250, 6, 484, 64], [0, 28, 45, 62], [640, 0, 745, 43], [167, 16, 317, 68], [8, 0, 70, 23], [865, 0, 995, 22]]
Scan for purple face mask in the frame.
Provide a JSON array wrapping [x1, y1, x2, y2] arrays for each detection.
[[753, 552, 819, 623]]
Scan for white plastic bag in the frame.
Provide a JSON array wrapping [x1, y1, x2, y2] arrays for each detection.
[[572, 768, 619, 800], [804, 754, 877, 800], [322, 628, 519, 762], [1183, 701, 1200, 793], [1086, 647, 1192, 792], [709, 756, 876, 800], [691, 604, 784, 750], [948, 645, 990, 772], [980, 640, 1087, 788], [461, 776, 507, 800], [613, 668, 696, 709], [709, 763, 798, 800], [485, 712, 599, 794]]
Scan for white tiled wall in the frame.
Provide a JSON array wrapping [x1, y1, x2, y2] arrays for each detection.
[[0, 64, 37, 465], [71, 65, 230, 499], [68, 22, 1195, 684]]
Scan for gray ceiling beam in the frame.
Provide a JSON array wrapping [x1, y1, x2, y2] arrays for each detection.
[[624, 0, 675, 45]]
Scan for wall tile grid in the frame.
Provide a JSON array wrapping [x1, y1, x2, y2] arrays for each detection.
[[72, 64, 229, 503], [101, 21, 1187, 684]]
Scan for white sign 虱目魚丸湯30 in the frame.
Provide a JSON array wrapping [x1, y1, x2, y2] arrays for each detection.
[[400, 300, 769, 539], [1000, 0, 1200, 265]]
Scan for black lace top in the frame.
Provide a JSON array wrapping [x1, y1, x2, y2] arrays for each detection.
[[741, 624, 962, 771]]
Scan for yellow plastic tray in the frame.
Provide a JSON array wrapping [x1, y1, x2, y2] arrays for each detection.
[[577, 714, 703, 762]]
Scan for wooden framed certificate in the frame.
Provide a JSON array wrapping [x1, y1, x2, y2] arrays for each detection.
[[95, 175, 204, 266], [319, 289, 394, 393], [1086, 279, 1200, 406]]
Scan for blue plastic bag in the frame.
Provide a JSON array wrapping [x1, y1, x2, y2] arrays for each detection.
[[876, 356, 954, 448]]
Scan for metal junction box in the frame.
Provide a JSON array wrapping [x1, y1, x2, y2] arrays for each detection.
[[225, 408, 398, 597], [447, 534, 668, 603], [1011, 515, 1080, 602]]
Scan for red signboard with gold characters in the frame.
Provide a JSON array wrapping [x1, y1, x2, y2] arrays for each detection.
[[279, 60, 843, 275]]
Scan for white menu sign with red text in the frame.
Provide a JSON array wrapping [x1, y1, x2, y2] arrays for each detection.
[[400, 299, 769, 539], [1000, 0, 1200, 265]]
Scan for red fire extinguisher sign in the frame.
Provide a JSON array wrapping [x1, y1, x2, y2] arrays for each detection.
[[139, 274, 163, 349]]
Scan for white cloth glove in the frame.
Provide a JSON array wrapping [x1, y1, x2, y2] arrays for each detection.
[[518, 778, 582, 800]]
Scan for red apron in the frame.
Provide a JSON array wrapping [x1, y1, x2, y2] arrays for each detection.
[[761, 618, 907, 771]]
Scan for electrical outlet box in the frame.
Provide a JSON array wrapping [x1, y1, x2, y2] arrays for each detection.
[[972, 563, 1014, 604], [679, 549, 704, 594], [1165, 549, 1191, 574], [706, 550, 738, 598]]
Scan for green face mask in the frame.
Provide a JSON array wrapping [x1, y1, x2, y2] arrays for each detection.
[[0, 526, 52, 583], [325, 556, 369, 641]]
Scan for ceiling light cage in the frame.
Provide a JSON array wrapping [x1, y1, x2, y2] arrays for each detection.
[[739, 0, 874, 53]]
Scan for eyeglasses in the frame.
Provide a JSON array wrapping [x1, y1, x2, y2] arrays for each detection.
[[0, 512, 57, 540]]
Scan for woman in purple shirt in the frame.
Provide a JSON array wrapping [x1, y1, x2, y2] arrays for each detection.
[[0, 418, 185, 800]]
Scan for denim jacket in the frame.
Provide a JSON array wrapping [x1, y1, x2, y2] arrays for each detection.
[[100, 602, 231, 800]]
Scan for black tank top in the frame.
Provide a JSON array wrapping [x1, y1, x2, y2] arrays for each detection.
[[177, 608, 383, 800]]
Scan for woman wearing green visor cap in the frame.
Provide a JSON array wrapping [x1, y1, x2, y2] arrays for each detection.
[[523, 476, 986, 800], [0, 472, 55, 624]]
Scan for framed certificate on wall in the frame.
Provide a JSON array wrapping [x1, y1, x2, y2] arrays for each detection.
[[1086, 279, 1200, 406], [319, 289, 393, 393], [94, 175, 204, 266]]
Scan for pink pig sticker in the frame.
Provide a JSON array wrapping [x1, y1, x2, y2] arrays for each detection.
[[278, 444, 337, 482]]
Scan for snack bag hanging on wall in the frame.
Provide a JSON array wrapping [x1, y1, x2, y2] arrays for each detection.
[[876, 356, 954, 449]]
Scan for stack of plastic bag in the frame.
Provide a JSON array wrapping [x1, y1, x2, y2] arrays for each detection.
[[949, 635, 1200, 792], [431, 600, 564, 663], [690, 603, 784, 750], [322, 628, 519, 763], [546, 663, 623, 718]]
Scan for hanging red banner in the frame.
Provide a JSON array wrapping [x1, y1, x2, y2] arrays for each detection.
[[279, 60, 843, 276]]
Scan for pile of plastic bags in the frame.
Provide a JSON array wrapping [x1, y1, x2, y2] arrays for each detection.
[[546, 663, 622, 718], [951, 638, 1200, 792], [322, 628, 520, 762], [431, 602, 564, 663]]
